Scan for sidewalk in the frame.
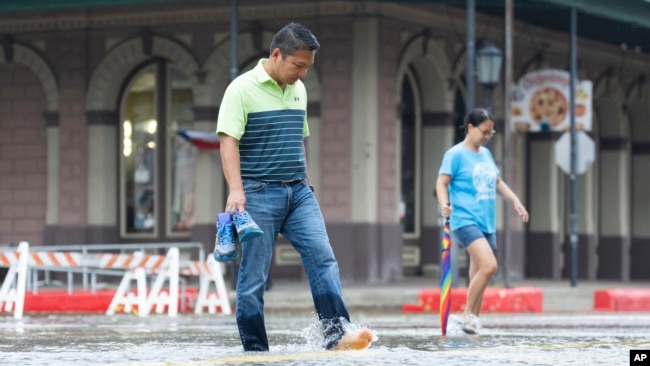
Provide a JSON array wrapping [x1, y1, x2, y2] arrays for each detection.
[[261, 277, 650, 313], [4, 276, 650, 315]]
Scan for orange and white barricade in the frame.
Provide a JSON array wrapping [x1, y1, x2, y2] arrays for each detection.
[[1, 242, 82, 319], [2, 243, 230, 318], [0, 242, 29, 319], [29, 249, 81, 269], [105, 267, 147, 316], [104, 248, 179, 317], [181, 255, 231, 315], [144, 247, 179, 316]]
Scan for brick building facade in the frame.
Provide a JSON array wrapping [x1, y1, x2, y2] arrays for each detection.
[[1, 1, 649, 283]]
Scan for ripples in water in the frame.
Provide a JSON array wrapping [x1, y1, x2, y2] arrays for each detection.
[[1, 312, 648, 365]]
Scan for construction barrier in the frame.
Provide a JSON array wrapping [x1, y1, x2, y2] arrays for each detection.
[[105, 249, 180, 317], [594, 289, 650, 311], [189, 256, 232, 315], [402, 287, 543, 313], [0, 242, 231, 319], [0, 242, 29, 319]]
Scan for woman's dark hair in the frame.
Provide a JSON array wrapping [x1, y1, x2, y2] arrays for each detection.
[[463, 108, 494, 133], [270, 22, 320, 57]]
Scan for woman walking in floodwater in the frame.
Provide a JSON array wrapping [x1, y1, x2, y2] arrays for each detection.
[[435, 108, 529, 334]]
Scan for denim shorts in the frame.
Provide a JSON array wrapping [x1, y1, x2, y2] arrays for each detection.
[[453, 224, 497, 250]]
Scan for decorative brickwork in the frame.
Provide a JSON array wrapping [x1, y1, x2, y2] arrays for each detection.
[[0, 63, 47, 245]]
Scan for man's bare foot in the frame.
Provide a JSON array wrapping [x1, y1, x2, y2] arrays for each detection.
[[333, 327, 375, 351]]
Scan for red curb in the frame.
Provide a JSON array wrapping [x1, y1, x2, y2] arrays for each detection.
[[19, 289, 201, 313], [24, 290, 116, 312], [594, 289, 650, 311], [402, 287, 543, 313]]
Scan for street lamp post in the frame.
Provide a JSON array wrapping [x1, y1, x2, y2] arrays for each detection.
[[476, 42, 503, 113]]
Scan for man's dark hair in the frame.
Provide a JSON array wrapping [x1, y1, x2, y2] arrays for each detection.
[[270, 22, 320, 57]]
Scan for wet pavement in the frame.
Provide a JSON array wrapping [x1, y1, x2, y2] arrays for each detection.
[[2, 277, 650, 365], [2, 311, 649, 365]]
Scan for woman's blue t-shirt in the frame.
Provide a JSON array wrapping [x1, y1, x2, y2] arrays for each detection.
[[438, 143, 499, 233]]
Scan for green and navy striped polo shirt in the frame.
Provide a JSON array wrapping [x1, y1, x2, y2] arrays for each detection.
[[217, 58, 310, 182]]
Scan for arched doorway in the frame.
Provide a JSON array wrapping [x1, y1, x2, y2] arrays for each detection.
[[396, 34, 455, 273]]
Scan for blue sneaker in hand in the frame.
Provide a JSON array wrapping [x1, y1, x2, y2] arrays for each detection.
[[230, 210, 264, 242], [213, 212, 238, 262]]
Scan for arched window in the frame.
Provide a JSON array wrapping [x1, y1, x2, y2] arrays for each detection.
[[400, 74, 420, 236], [119, 60, 195, 238]]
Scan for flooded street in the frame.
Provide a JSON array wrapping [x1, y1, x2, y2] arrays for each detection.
[[1, 311, 648, 365]]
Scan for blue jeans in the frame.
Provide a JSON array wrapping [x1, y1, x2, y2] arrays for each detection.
[[236, 178, 350, 351]]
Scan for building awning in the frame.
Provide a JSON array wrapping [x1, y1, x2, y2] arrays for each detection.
[[2, 0, 650, 53], [0, 0, 175, 12], [356, 0, 650, 53], [541, 0, 650, 29], [467, 0, 650, 53]]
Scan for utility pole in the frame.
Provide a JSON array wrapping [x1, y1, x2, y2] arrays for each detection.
[[569, 7, 579, 287], [501, 0, 513, 288]]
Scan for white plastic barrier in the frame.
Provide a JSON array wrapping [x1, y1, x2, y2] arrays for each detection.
[[105, 248, 179, 317], [0, 242, 29, 319], [104, 248, 232, 317], [1, 243, 231, 318], [144, 247, 179, 317], [104, 266, 146, 316], [187, 255, 232, 315]]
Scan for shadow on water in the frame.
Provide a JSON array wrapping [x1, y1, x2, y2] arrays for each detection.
[[1, 312, 649, 365]]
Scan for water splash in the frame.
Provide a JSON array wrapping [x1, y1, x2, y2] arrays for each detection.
[[299, 315, 378, 349], [446, 314, 482, 335]]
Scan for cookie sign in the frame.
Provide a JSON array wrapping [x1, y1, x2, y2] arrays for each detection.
[[511, 69, 592, 132]]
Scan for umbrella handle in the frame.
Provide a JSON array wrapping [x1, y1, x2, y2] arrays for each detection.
[[442, 203, 450, 253], [444, 203, 450, 224]]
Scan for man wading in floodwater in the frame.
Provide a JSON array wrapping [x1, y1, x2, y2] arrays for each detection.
[[216, 22, 374, 352]]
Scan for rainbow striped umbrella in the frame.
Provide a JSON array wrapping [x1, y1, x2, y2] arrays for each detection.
[[440, 216, 452, 336]]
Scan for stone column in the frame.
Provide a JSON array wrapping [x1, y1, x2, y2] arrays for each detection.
[[507, 133, 528, 279], [43, 112, 60, 245], [350, 18, 379, 224], [597, 138, 630, 280], [526, 133, 562, 279], [630, 143, 650, 280], [627, 100, 650, 280], [326, 17, 400, 283], [55, 35, 88, 244], [420, 112, 455, 268], [85, 111, 119, 243]]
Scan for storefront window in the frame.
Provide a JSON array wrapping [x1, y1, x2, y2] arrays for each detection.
[[120, 63, 194, 237], [168, 68, 194, 233]]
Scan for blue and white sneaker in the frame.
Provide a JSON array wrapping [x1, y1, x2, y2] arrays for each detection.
[[230, 210, 264, 242], [213, 212, 238, 262]]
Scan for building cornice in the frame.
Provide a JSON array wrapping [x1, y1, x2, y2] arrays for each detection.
[[0, 2, 358, 32], [1, 1, 648, 71]]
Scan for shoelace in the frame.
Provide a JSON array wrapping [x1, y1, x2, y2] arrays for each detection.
[[219, 224, 235, 244]]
